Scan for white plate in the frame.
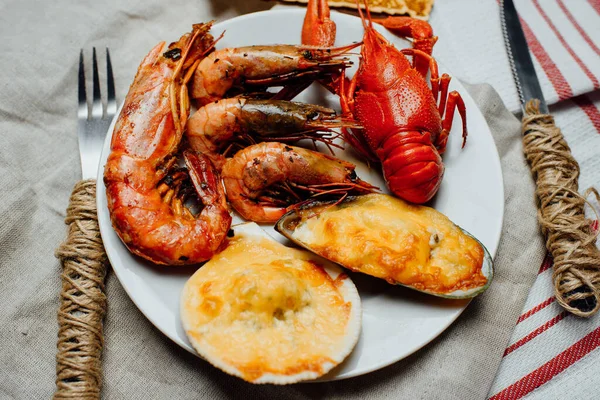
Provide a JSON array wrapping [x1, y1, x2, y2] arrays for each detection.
[[97, 9, 504, 381]]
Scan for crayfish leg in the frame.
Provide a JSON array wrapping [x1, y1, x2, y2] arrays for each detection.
[[437, 91, 468, 153], [437, 73, 451, 114]]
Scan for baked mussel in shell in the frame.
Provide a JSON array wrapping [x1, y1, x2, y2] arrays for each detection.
[[275, 194, 493, 299]]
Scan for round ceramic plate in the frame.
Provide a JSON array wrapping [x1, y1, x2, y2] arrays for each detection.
[[97, 9, 504, 381]]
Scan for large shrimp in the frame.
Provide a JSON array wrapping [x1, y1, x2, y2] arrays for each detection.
[[104, 23, 232, 265], [185, 98, 355, 170], [221, 142, 377, 223], [190, 44, 358, 105]]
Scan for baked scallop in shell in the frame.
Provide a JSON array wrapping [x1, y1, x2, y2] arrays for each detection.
[[276, 193, 493, 299], [180, 222, 361, 384]]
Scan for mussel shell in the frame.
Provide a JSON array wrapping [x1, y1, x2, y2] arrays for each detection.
[[275, 196, 494, 299]]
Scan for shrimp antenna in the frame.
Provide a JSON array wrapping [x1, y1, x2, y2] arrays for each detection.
[[356, 0, 370, 30], [364, 0, 373, 27], [169, 25, 205, 136], [207, 30, 226, 54]]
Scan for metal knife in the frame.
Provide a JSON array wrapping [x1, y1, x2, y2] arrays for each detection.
[[501, 0, 600, 317]]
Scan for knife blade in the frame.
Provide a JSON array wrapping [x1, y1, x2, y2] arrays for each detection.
[[500, 0, 548, 115], [500, 0, 600, 317]]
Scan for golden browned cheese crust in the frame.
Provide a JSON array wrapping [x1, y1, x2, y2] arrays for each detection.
[[180, 225, 361, 384], [278, 0, 435, 19], [291, 194, 487, 294]]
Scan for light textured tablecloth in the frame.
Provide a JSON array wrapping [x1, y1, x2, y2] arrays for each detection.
[[0, 0, 582, 398]]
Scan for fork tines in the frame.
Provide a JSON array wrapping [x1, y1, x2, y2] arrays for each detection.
[[78, 48, 116, 121]]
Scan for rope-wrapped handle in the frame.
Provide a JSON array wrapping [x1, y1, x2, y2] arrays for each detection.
[[55, 179, 108, 399], [522, 100, 600, 317]]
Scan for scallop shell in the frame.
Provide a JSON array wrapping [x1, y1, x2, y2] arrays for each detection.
[[180, 222, 362, 384]]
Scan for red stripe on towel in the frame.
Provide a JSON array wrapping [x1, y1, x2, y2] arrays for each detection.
[[519, 17, 573, 100], [557, 0, 600, 58], [572, 95, 600, 133], [517, 297, 556, 324], [491, 325, 600, 399], [495, 0, 573, 99], [504, 312, 567, 357], [538, 254, 553, 274], [588, 0, 600, 16], [532, 0, 599, 89]]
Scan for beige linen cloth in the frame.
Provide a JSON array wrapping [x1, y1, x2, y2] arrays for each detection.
[[0, 0, 544, 398]]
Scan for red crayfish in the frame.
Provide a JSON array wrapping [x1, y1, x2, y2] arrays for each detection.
[[301, 0, 467, 203]]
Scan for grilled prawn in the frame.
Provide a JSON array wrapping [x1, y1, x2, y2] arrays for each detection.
[[221, 142, 377, 223], [104, 24, 232, 265], [190, 44, 358, 105], [185, 98, 355, 170]]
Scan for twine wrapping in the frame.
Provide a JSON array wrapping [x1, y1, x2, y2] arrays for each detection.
[[522, 100, 600, 317], [54, 179, 108, 399]]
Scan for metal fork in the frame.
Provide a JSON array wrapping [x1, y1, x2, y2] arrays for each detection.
[[78, 48, 117, 178], [55, 48, 116, 399]]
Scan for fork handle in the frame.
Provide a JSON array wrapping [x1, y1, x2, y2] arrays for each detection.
[[522, 99, 600, 317], [54, 179, 108, 400]]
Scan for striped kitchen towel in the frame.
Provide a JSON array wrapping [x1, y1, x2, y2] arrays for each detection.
[[427, 0, 600, 397], [429, 1, 600, 398], [429, 0, 600, 115]]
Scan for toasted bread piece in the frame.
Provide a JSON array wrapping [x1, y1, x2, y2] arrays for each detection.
[[279, 0, 434, 19]]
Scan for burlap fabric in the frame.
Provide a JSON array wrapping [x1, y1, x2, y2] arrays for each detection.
[[0, 1, 544, 398]]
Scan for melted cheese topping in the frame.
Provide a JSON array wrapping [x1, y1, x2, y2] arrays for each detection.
[[180, 227, 360, 384], [291, 194, 486, 294]]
